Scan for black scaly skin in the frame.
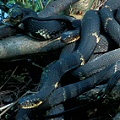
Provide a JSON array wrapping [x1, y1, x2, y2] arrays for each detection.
[[59, 42, 77, 58], [38, 60, 120, 109], [115, 7, 120, 23], [19, 10, 100, 109], [102, 70, 120, 98], [45, 41, 77, 120], [72, 48, 120, 78], [103, 0, 120, 11], [16, 108, 36, 120], [45, 104, 64, 120], [88, 34, 118, 61], [44, 63, 120, 118], [20, 15, 81, 42], [99, 0, 120, 46], [20, 16, 69, 40]]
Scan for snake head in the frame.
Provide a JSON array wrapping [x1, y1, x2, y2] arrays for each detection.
[[19, 94, 43, 109], [61, 28, 80, 43], [8, 5, 24, 25], [7, 5, 37, 26]]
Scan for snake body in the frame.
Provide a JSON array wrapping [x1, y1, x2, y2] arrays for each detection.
[[16, 0, 120, 119], [17, 59, 120, 120], [40, 60, 120, 109], [72, 47, 120, 78], [8, 5, 81, 42], [19, 10, 100, 109]]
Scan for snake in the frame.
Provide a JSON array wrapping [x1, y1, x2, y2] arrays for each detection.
[[44, 66, 120, 119], [16, 9, 101, 119], [19, 9, 100, 109], [16, 59, 120, 120], [16, 34, 118, 120], [41, 60, 120, 110], [7, 5, 81, 43], [16, 0, 120, 119]]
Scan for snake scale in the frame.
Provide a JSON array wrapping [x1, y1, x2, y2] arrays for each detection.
[[12, 0, 120, 119]]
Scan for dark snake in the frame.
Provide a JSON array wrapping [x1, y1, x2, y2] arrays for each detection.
[[10, 0, 120, 119], [18, 9, 100, 109], [8, 5, 81, 43], [16, 9, 100, 120]]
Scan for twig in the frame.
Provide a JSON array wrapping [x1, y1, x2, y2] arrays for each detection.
[[86, 0, 95, 11], [0, 66, 18, 90], [0, 91, 31, 118], [0, 103, 14, 111], [31, 62, 44, 69], [98, 0, 108, 9]]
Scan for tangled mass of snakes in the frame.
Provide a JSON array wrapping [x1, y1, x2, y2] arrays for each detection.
[[4, 0, 120, 119]]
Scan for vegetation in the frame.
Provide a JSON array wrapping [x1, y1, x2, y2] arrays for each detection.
[[0, 0, 53, 12]]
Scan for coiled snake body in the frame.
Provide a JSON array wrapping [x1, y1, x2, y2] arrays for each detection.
[[8, 5, 81, 43], [19, 10, 100, 109]]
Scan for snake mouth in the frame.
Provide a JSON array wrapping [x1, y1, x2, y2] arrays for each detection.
[[19, 95, 43, 109], [20, 100, 43, 109], [62, 35, 80, 44]]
